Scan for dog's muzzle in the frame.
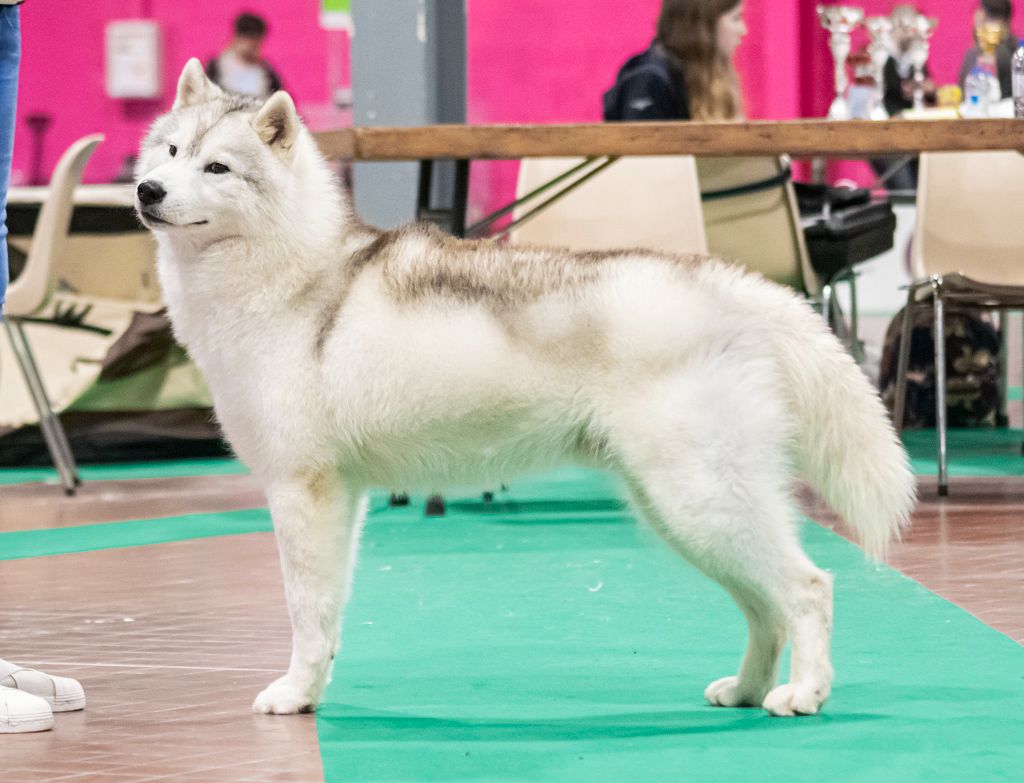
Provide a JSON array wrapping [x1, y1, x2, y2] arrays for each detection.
[[137, 180, 167, 206]]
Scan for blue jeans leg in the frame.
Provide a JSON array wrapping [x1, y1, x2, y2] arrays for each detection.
[[0, 5, 21, 315]]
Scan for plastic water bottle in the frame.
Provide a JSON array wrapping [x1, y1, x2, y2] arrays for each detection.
[[1013, 39, 1024, 118], [964, 67, 993, 117]]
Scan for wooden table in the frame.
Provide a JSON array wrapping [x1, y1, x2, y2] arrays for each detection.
[[313, 118, 1024, 236], [314, 118, 1024, 161]]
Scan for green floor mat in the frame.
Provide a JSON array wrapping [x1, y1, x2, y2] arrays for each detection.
[[0, 507, 272, 560], [0, 457, 248, 486], [3, 425, 1021, 487], [902, 427, 1024, 477], [317, 468, 1024, 783], [1, 462, 1020, 780]]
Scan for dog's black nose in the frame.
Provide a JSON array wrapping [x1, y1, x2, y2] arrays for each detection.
[[137, 180, 167, 206]]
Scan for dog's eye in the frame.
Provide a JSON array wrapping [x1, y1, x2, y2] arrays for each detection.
[[169, 145, 177, 157], [205, 162, 230, 175]]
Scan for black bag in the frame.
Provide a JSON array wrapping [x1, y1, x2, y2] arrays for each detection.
[[794, 182, 897, 280], [878, 306, 1001, 429]]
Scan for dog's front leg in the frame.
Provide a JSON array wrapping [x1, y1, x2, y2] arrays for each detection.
[[253, 471, 367, 715]]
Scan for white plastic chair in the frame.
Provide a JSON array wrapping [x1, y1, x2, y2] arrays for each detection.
[[511, 156, 843, 314], [697, 155, 872, 358], [894, 150, 1024, 495], [3, 133, 104, 494], [697, 156, 818, 294], [510, 156, 708, 255]]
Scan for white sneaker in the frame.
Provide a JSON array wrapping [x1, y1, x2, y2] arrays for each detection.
[[0, 659, 86, 713], [0, 685, 54, 733]]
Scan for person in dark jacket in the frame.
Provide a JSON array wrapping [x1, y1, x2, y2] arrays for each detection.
[[206, 12, 283, 101], [958, 0, 1018, 100], [604, 0, 747, 122]]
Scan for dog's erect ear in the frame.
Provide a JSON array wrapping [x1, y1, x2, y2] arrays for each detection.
[[173, 58, 223, 110], [252, 91, 300, 156]]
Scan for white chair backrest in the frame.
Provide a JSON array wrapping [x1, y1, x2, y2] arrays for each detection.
[[696, 156, 819, 296], [4, 133, 104, 316], [510, 156, 708, 256], [913, 151, 1024, 286]]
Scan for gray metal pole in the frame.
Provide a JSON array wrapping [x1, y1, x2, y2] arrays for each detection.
[[350, 0, 466, 229]]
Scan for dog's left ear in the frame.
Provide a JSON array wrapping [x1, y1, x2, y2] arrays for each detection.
[[174, 58, 223, 110], [253, 91, 299, 158]]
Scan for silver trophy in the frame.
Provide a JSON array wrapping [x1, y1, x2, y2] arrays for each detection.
[[895, 13, 938, 111], [864, 16, 894, 119], [818, 5, 865, 120]]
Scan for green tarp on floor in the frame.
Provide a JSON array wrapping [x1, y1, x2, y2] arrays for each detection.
[[903, 428, 1024, 477], [0, 457, 247, 486], [2, 462, 1021, 781], [315, 468, 1024, 783], [2, 428, 1022, 488]]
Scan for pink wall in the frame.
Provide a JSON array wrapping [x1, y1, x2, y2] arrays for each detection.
[[466, 0, 1023, 208], [12, 0, 1024, 198], [467, 0, 1023, 123], [13, 0, 332, 185]]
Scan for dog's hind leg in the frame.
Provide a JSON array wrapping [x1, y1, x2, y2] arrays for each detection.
[[627, 461, 833, 716], [613, 369, 833, 716], [253, 468, 367, 715]]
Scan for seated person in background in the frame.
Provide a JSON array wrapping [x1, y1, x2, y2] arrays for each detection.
[[603, 0, 747, 121], [883, 4, 937, 117], [206, 12, 282, 101], [958, 0, 1017, 99], [871, 4, 936, 192]]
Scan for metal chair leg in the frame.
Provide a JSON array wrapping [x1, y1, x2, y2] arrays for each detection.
[[996, 310, 1010, 426], [12, 320, 80, 486], [13, 321, 80, 482], [893, 287, 917, 433], [4, 318, 80, 494], [845, 271, 865, 363], [848, 272, 859, 345], [932, 289, 948, 496], [820, 283, 833, 328]]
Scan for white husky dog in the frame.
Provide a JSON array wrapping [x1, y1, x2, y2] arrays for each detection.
[[136, 60, 915, 717]]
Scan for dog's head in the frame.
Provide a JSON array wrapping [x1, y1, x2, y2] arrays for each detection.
[[135, 59, 304, 241]]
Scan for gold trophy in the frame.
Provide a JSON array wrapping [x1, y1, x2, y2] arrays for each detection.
[[818, 5, 865, 120]]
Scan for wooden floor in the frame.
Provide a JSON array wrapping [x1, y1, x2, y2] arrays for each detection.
[[1, 471, 1022, 782]]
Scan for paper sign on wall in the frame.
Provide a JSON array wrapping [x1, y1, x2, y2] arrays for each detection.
[[105, 20, 162, 99]]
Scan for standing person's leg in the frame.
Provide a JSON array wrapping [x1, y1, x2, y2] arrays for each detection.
[[0, 2, 21, 316], [0, 6, 55, 736]]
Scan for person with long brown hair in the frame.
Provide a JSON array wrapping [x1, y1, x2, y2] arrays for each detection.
[[604, 0, 747, 121]]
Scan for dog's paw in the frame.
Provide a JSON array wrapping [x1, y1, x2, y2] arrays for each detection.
[[762, 682, 828, 717], [252, 678, 317, 715], [704, 676, 767, 708]]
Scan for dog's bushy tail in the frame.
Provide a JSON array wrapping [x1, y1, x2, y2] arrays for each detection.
[[773, 296, 916, 560]]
